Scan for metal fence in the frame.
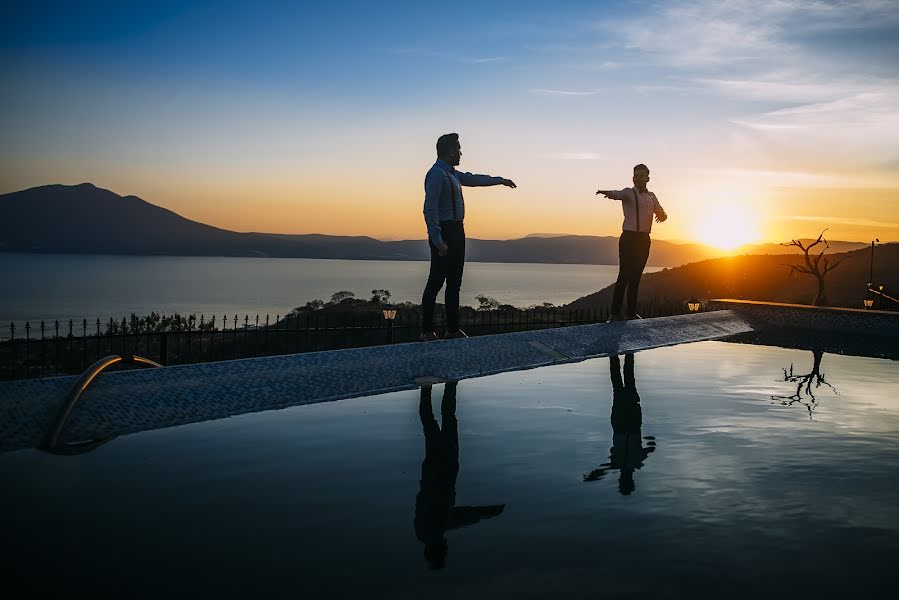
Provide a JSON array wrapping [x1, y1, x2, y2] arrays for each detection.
[[4, 295, 894, 382], [1, 300, 700, 381]]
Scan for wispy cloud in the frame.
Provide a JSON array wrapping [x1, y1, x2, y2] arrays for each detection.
[[594, 0, 899, 68], [386, 47, 449, 58], [529, 88, 597, 96], [633, 84, 691, 95], [388, 49, 507, 65], [463, 56, 507, 64], [591, 0, 899, 106], [537, 152, 604, 160], [695, 77, 855, 103], [584, 1, 899, 171], [594, 2, 785, 67], [696, 168, 897, 188], [784, 215, 899, 229], [732, 89, 899, 129], [567, 60, 622, 71]]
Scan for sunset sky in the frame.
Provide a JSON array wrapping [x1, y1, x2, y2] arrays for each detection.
[[2, 0, 898, 248]]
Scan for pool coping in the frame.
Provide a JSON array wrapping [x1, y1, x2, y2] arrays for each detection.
[[708, 299, 899, 336], [0, 311, 753, 453]]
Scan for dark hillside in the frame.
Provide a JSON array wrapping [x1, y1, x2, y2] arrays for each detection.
[[567, 243, 899, 308]]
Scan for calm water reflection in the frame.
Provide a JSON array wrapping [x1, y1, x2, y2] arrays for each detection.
[[1, 340, 897, 597], [584, 354, 657, 494], [415, 383, 504, 568], [770, 349, 835, 418]]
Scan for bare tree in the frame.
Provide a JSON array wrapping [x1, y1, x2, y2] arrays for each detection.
[[781, 229, 850, 306]]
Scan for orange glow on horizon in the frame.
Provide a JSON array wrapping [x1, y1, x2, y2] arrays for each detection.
[[691, 205, 762, 251]]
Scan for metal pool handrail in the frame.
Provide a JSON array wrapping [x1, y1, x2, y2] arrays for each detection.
[[40, 354, 163, 452], [867, 285, 899, 305]]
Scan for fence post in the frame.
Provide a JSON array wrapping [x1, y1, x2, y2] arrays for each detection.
[[185, 316, 192, 363], [275, 314, 280, 354], [67, 320, 74, 374], [231, 315, 237, 359], [108, 317, 115, 361], [40, 321, 46, 378], [8, 323, 15, 381], [24, 321, 30, 379], [199, 315, 206, 362], [243, 315, 249, 358], [261, 314, 267, 355], [54, 320, 59, 376], [95, 318, 102, 361], [81, 319, 88, 370], [314, 312, 320, 352], [160, 318, 169, 367], [121, 317, 127, 360], [253, 314, 259, 354]]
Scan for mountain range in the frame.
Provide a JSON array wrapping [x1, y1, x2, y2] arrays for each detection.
[[0, 183, 869, 267]]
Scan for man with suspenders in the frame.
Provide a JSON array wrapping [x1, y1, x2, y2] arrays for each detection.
[[596, 164, 668, 321], [420, 133, 517, 341]]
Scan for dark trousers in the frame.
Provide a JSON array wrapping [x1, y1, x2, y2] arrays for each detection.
[[611, 231, 651, 318], [422, 221, 465, 332]]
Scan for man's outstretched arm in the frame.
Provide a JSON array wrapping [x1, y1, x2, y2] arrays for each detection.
[[456, 171, 516, 188], [596, 189, 626, 200]]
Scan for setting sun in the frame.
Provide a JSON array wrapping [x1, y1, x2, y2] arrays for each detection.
[[693, 206, 761, 251]]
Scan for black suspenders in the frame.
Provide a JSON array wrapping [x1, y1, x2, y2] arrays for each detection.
[[633, 187, 641, 232], [444, 171, 460, 221]]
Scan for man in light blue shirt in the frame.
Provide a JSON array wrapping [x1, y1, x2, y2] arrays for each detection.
[[420, 133, 516, 340]]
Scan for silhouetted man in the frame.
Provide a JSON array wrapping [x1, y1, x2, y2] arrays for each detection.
[[420, 133, 516, 340], [584, 353, 656, 495], [415, 382, 505, 569], [596, 164, 667, 320]]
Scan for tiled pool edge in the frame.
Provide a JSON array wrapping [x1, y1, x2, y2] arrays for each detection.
[[708, 299, 899, 336], [0, 311, 752, 452]]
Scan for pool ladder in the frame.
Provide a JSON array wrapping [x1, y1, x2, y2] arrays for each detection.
[[40, 354, 162, 454]]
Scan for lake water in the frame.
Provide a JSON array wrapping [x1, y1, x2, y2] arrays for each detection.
[[1, 253, 661, 327]]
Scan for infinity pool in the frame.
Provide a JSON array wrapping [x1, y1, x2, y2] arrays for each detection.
[[3, 339, 897, 597]]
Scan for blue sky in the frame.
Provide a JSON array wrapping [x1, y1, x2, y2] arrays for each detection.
[[2, 0, 898, 246]]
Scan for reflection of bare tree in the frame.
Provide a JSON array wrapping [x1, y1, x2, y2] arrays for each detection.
[[771, 349, 838, 419]]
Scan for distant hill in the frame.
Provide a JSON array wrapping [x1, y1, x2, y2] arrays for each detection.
[[567, 243, 899, 308], [0, 183, 868, 267], [734, 240, 868, 255]]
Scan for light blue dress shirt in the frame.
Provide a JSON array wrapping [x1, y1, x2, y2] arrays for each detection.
[[422, 159, 503, 247]]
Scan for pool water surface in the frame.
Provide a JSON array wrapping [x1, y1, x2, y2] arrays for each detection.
[[2, 340, 897, 598]]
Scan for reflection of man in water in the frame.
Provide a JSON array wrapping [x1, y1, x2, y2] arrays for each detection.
[[415, 382, 505, 569], [584, 353, 656, 495]]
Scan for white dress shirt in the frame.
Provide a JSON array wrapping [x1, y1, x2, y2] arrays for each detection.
[[606, 187, 666, 234]]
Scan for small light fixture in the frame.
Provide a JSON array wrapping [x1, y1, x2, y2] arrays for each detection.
[[687, 299, 701, 313], [863, 298, 874, 308]]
